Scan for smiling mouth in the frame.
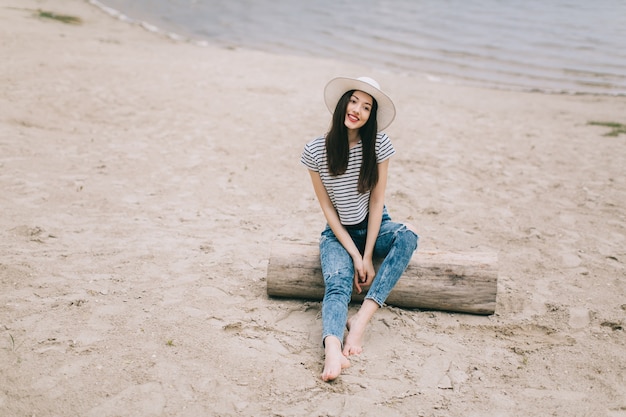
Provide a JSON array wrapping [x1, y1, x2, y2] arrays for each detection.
[[347, 114, 359, 123]]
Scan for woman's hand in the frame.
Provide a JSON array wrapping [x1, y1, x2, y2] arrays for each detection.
[[353, 255, 376, 294]]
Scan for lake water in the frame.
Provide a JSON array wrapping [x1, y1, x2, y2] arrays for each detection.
[[93, 0, 626, 95]]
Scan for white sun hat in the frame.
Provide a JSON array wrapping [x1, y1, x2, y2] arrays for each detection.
[[324, 76, 396, 131]]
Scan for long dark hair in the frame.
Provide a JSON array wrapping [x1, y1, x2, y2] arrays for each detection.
[[325, 90, 379, 193]]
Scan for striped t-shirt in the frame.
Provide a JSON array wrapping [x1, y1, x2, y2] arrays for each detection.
[[301, 133, 395, 225]]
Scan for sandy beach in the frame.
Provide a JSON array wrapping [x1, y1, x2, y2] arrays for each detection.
[[1, 0, 625, 416]]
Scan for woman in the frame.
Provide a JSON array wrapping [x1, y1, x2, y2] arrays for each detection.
[[301, 76, 419, 381]]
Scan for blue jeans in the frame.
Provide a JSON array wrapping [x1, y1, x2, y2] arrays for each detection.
[[319, 209, 419, 345]]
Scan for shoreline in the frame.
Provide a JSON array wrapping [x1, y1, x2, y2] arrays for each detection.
[[88, 0, 626, 97], [86, 0, 193, 43], [1, 0, 625, 416]]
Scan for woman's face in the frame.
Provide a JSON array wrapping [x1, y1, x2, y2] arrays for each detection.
[[344, 90, 373, 131]]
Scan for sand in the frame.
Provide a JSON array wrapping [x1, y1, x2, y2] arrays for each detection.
[[1, 0, 625, 416]]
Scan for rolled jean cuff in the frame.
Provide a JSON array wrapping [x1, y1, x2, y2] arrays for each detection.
[[364, 295, 385, 308]]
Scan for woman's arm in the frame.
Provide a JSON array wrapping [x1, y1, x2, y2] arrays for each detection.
[[308, 170, 364, 270], [355, 158, 389, 293]]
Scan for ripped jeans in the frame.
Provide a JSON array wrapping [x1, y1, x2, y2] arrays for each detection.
[[319, 209, 419, 345]]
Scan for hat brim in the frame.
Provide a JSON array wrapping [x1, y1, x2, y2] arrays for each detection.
[[324, 77, 396, 131]]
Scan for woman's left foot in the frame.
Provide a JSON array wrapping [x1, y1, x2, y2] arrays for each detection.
[[343, 314, 367, 356]]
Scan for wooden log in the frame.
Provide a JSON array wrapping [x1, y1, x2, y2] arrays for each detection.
[[267, 241, 498, 315]]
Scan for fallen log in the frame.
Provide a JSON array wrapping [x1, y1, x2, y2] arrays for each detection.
[[266, 241, 498, 315]]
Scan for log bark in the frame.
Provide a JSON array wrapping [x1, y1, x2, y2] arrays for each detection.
[[266, 241, 498, 315]]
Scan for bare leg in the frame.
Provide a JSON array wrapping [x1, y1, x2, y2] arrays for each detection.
[[343, 299, 380, 356], [321, 335, 350, 382]]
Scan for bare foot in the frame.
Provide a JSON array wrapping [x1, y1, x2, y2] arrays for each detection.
[[321, 336, 350, 382], [343, 314, 366, 356], [343, 299, 380, 357]]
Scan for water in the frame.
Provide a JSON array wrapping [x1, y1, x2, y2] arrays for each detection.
[[94, 0, 626, 95]]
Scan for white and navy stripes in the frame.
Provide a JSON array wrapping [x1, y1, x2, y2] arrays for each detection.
[[301, 133, 395, 226]]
